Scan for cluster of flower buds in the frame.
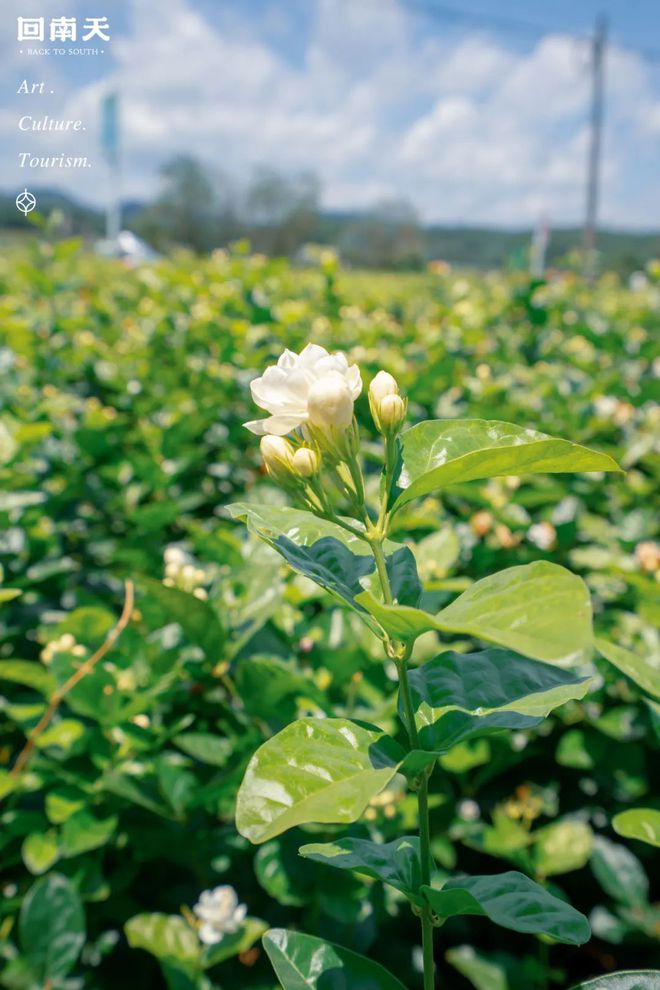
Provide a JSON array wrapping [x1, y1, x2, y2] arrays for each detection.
[[245, 346, 407, 513], [259, 436, 320, 483], [368, 371, 407, 436], [41, 632, 87, 665], [163, 546, 209, 600]]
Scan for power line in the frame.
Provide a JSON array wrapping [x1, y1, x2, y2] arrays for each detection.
[[400, 0, 660, 64]]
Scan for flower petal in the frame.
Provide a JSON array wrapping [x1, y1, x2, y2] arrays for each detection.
[[345, 364, 363, 398], [199, 923, 222, 945], [244, 413, 306, 436], [298, 343, 329, 368]]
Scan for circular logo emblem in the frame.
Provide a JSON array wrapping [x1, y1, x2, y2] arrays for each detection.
[[16, 189, 37, 215]]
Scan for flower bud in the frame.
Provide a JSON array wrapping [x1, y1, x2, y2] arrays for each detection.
[[379, 393, 406, 431], [369, 371, 398, 406], [307, 372, 354, 430], [292, 446, 320, 478], [260, 434, 295, 480]]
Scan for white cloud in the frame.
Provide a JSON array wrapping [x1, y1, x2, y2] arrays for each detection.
[[1, 0, 659, 226]]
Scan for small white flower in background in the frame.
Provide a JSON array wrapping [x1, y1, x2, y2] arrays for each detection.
[[457, 799, 480, 821], [244, 344, 362, 437], [193, 886, 247, 945], [163, 546, 209, 598], [527, 521, 556, 551]]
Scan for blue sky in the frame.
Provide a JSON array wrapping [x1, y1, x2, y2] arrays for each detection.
[[2, 0, 660, 227]]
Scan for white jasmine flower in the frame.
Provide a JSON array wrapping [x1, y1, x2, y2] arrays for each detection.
[[527, 521, 556, 551], [244, 344, 362, 436], [193, 886, 247, 946], [457, 799, 480, 821], [307, 372, 354, 429]]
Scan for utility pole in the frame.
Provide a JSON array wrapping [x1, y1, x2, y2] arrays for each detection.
[[101, 92, 121, 245], [583, 15, 607, 280]]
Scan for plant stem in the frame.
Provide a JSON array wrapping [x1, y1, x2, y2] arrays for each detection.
[[371, 538, 393, 604], [417, 775, 436, 990], [372, 528, 436, 990]]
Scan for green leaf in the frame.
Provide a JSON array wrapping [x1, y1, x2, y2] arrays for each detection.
[[569, 974, 660, 990], [125, 913, 200, 967], [61, 810, 118, 857], [236, 717, 404, 844], [612, 808, 660, 849], [262, 928, 407, 989], [19, 873, 85, 982], [590, 836, 649, 907], [274, 535, 376, 612], [235, 656, 327, 723], [21, 830, 60, 875], [45, 788, 87, 824], [403, 648, 594, 754], [140, 575, 225, 662], [393, 419, 621, 510], [533, 821, 593, 878], [226, 503, 372, 556], [0, 660, 55, 695], [359, 562, 592, 665], [201, 917, 267, 967], [446, 945, 509, 990], [422, 871, 590, 944], [227, 502, 418, 618], [299, 836, 424, 903], [35, 719, 86, 752], [173, 732, 233, 767], [595, 639, 660, 700]]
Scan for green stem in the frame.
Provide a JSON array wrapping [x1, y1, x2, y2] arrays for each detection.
[[417, 775, 436, 990], [372, 530, 436, 990], [371, 538, 393, 604]]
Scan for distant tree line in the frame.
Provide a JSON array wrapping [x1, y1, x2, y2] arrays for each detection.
[[2, 154, 660, 274], [131, 155, 426, 268]]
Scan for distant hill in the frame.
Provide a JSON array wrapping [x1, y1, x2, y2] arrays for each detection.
[[2, 187, 659, 274]]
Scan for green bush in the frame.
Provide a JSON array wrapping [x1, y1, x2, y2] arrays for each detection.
[[0, 241, 658, 989]]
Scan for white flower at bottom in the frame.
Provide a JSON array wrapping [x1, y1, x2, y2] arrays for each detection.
[[244, 344, 362, 436], [193, 886, 247, 945]]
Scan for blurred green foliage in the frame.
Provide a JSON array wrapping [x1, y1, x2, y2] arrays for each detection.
[[0, 240, 658, 989]]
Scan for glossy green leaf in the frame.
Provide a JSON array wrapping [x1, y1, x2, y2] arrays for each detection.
[[125, 913, 200, 966], [19, 873, 85, 982], [299, 836, 424, 902], [359, 562, 593, 665], [595, 639, 660, 700], [227, 502, 419, 617], [612, 808, 660, 848], [590, 836, 649, 907], [274, 535, 377, 611], [227, 503, 372, 555], [393, 419, 621, 509], [422, 871, 590, 944], [263, 928, 407, 990], [403, 648, 594, 753], [236, 717, 404, 844], [569, 974, 660, 990]]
